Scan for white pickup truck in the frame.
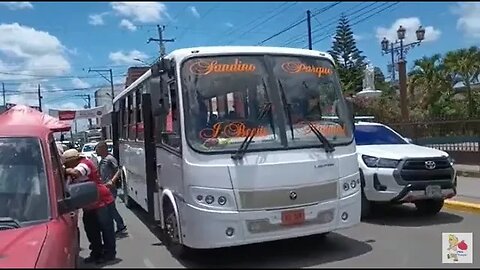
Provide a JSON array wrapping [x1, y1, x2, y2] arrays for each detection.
[[355, 121, 457, 217]]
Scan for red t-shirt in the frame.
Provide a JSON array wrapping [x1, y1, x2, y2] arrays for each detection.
[[74, 157, 114, 210]]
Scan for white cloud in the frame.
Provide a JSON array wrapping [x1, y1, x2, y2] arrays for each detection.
[[0, 2, 33, 10], [189, 6, 200, 18], [375, 17, 441, 43], [119, 19, 137, 31], [452, 2, 480, 39], [110, 2, 169, 23], [225, 22, 234, 28], [353, 34, 363, 41], [71, 78, 91, 89], [88, 12, 109, 26], [0, 23, 71, 79], [109, 50, 148, 65], [6, 82, 40, 106]]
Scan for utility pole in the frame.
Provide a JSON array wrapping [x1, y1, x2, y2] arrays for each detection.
[[37, 84, 42, 112], [2, 82, 5, 107], [75, 94, 92, 128], [307, 10, 312, 50], [88, 68, 114, 103], [148, 25, 174, 57]]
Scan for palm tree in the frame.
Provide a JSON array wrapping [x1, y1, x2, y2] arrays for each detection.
[[444, 46, 480, 117], [409, 54, 452, 110]]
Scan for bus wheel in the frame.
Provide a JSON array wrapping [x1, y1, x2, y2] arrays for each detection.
[[163, 204, 189, 258], [122, 173, 134, 208]]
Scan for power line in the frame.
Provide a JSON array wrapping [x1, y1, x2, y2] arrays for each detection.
[[310, 2, 399, 47], [282, 2, 376, 47], [221, 2, 290, 39], [3, 84, 110, 95], [294, 2, 393, 48], [257, 2, 341, 45], [0, 74, 126, 84], [175, 4, 220, 42], [226, 2, 299, 45]]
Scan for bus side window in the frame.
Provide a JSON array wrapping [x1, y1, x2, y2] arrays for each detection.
[[122, 98, 129, 140], [128, 94, 136, 141], [161, 81, 181, 150], [136, 88, 144, 141]]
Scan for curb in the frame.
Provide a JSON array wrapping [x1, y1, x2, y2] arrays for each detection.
[[444, 199, 480, 214], [456, 170, 480, 178]]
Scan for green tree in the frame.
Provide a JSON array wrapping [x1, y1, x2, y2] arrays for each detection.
[[409, 54, 452, 111], [373, 66, 392, 92], [328, 14, 366, 94], [444, 46, 480, 117]]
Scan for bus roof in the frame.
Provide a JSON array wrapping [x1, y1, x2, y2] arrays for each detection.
[[113, 46, 335, 104], [165, 46, 334, 62]]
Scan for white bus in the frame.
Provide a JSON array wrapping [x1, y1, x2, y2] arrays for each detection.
[[112, 46, 361, 257]]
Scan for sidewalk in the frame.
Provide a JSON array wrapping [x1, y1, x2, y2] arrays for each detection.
[[454, 164, 480, 178], [444, 175, 480, 214]]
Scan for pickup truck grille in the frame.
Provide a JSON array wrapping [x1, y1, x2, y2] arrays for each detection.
[[398, 157, 453, 182], [402, 157, 451, 170]]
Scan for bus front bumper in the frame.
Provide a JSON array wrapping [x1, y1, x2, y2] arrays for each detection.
[[178, 190, 361, 249]]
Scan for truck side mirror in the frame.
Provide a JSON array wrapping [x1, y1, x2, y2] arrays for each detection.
[[59, 181, 98, 214]]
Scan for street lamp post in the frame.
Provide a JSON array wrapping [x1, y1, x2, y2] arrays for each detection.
[[380, 25, 425, 121]]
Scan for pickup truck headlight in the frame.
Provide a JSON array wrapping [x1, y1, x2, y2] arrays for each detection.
[[447, 156, 455, 166], [190, 186, 236, 210], [362, 155, 400, 168]]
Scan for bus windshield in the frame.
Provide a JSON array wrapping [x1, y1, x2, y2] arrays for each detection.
[[181, 54, 353, 153]]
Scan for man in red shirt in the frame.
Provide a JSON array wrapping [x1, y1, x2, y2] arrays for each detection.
[[62, 149, 116, 264]]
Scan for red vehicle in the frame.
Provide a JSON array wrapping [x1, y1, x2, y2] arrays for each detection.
[[0, 106, 98, 268]]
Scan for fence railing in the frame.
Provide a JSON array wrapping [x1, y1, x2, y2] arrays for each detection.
[[382, 118, 480, 165]]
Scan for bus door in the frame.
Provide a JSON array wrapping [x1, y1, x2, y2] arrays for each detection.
[[152, 75, 184, 211]]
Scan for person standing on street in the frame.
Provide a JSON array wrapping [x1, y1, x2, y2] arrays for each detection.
[[95, 141, 127, 236], [62, 149, 117, 264]]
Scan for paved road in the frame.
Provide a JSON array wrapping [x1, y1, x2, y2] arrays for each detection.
[[79, 198, 480, 268]]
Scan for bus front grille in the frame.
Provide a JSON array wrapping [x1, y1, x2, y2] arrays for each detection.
[[237, 181, 338, 211]]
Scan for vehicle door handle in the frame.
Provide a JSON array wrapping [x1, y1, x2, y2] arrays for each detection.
[[157, 164, 162, 168]]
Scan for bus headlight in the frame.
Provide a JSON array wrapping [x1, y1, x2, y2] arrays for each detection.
[[340, 175, 360, 198], [189, 186, 236, 210], [218, 196, 227, 205], [205, 195, 214, 204]]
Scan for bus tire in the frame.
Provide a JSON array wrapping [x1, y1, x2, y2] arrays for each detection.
[[121, 172, 134, 209], [162, 201, 189, 259]]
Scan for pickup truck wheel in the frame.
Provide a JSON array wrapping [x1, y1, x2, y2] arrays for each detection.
[[415, 199, 444, 215]]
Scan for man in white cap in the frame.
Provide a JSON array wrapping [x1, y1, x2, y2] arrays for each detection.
[[62, 149, 116, 264]]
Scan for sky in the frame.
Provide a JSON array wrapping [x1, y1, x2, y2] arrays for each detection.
[[0, 1, 479, 131]]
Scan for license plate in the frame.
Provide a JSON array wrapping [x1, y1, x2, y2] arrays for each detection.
[[281, 209, 305, 226], [425, 185, 442, 198]]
